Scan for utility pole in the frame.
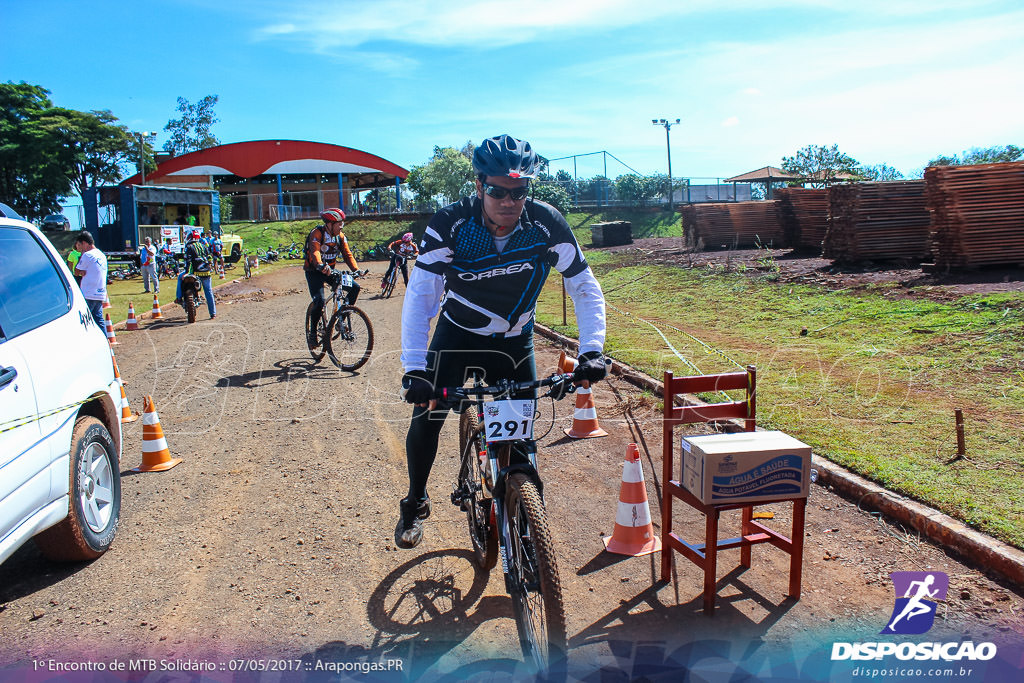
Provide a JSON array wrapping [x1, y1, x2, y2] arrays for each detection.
[[136, 131, 157, 185], [651, 118, 680, 208]]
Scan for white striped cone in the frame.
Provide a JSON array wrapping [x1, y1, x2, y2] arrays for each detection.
[[102, 293, 112, 309], [218, 262, 225, 279], [125, 301, 140, 331], [151, 294, 163, 319], [118, 381, 138, 423], [133, 395, 182, 472], [558, 353, 607, 439], [604, 443, 661, 556], [104, 313, 119, 345]]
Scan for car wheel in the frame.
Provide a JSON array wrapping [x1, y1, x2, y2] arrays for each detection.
[[34, 416, 121, 561]]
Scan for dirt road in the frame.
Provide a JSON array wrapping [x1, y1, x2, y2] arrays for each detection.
[[1, 265, 1021, 681]]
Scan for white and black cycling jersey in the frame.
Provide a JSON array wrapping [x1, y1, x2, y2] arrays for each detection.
[[401, 196, 606, 371]]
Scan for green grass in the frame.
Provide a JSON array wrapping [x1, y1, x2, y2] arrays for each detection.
[[538, 259, 1024, 549]]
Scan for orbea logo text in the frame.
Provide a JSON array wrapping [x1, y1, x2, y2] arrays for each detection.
[[831, 571, 997, 663]]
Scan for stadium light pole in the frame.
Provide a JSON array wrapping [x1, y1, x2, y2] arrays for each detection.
[[136, 131, 157, 185], [651, 118, 680, 208]]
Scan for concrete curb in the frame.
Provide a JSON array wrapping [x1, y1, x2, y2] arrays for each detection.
[[534, 321, 1024, 588]]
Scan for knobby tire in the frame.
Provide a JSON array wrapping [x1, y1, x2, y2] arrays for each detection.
[[325, 305, 374, 371], [382, 270, 397, 299], [458, 410, 498, 570], [184, 294, 197, 324], [504, 472, 567, 679]]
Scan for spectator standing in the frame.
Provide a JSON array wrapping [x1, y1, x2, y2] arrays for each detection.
[[205, 230, 224, 273], [139, 236, 159, 293], [66, 246, 82, 284], [73, 230, 108, 332]]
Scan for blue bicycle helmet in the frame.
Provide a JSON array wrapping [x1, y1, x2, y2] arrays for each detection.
[[472, 134, 539, 180]]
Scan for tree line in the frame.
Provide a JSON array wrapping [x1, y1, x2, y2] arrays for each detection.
[[0, 81, 220, 219], [407, 141, 1022, 212]]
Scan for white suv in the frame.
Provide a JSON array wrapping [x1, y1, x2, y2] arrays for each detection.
[[0, 217, 123, 565]]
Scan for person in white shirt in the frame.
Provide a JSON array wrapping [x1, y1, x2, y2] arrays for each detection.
[[139, 236, 158, 293], [73, 230, 108, 333]]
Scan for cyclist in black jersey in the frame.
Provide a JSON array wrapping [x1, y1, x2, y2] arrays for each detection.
[[395, 134, 610, 548]]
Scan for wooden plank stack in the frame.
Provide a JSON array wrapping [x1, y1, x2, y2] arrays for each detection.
[[681, 201, 783, 249], [776, 187, 829, 252], [924, 162, 1024, 268], [823, 181, 931, 263]]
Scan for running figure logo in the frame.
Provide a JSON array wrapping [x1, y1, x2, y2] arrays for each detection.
[[881, 571, 948, 635]]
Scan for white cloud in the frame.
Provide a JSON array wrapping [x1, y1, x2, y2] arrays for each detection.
[[722, 116, 740, 127]]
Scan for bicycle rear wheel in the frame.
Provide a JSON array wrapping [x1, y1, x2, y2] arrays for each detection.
[[305, 301, 327, 363], [325, 305, 374, 371], [457, 410, 497, 569], [504, 472, 567, 678]]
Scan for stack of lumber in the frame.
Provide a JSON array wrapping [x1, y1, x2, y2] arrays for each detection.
[[823, 181, 931, 263], [776, 187, 829, 252], [681, 201, 782, 249], [924, 162, 1024, 268]]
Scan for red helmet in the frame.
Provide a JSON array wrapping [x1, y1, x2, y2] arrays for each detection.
[[190, 229, 201, 239], [320, 208, 345, 223]]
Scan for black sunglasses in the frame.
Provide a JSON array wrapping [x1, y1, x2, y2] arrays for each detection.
[[482, 182, 530, 201]]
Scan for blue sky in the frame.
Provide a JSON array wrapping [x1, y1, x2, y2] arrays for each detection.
[[4, 0, 1023, 185]]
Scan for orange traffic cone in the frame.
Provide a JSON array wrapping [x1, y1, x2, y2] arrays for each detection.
[[109, 350, 137, 422], [125, 301, 140, 330], [102, 293, 112, 310], [557, 350, 607, 439], [218, 262, 225, 279], [604, 443, 661, 556], [151, 294, 163, 319], [104, 313, 119, 346], [110, 348, 123, 381], [117, 381, 138, 423], [134, 396, 181, 472]]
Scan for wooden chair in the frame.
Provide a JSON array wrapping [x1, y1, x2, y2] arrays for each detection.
[[660, 365, 806, 614]]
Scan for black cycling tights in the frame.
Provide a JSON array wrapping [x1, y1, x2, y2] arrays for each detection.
[[405, 317, 536, 502]]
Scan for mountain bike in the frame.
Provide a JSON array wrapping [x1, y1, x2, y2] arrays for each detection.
[[446, 371, 578, 678], [304, 269, 373, 371], [380, 253, 406, 299]]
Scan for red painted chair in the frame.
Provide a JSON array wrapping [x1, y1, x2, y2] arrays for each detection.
[[659, 365, 806, 614]]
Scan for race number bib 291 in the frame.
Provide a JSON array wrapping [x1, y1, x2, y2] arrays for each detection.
[[484, 399, 535, 442]]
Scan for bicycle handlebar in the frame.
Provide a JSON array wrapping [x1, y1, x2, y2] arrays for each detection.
[[440, 372, 578, 402]]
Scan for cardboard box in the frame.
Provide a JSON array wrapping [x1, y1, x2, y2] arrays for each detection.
[[680, 430, 811, 505]]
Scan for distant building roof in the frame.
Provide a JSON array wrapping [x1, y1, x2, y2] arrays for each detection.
[[121, 139, 409, 187], [724, 166, 802, 183]]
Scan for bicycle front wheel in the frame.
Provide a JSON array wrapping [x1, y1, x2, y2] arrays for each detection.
[[458, 410, 497, 569], [382, 271, 396, 298], [305, 301, 327, 363], [504, 473, 567, 678], [325, 305, 374, 371]]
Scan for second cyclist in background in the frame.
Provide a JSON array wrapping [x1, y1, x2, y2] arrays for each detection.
[[304, 208, 363, 326], [381, 232, 419, 291]]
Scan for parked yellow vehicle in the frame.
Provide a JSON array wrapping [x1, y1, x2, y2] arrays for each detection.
[[220, 232, 243, 263]]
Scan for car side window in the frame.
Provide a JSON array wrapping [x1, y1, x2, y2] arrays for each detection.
[[0, 227, 72, 341]]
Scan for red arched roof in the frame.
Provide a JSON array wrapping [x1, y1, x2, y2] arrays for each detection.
[[122, 139, 408, 185]]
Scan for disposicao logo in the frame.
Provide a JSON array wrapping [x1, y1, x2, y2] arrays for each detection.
[[881, 571, 948, 635], [831, 570, 997, 663]]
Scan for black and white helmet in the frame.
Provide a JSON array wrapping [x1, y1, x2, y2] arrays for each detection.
[[472, 134, 539, 180]]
